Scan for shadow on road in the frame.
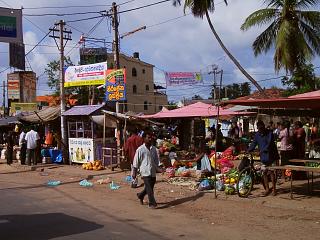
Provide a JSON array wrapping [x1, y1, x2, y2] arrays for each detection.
[[0, 213, 103, 240], [157, 192, 205, 209]]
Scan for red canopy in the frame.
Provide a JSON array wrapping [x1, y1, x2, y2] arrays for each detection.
[[224, 90, 320, 110], [142, 102, 255, 119]]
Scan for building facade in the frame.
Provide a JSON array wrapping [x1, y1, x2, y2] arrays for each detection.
[[107, 52, 167, 114]]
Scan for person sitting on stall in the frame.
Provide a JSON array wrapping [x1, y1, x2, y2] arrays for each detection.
[[248, 121, 278, 196], [193, 145, 212, 172], [168, 147, 178, 167]]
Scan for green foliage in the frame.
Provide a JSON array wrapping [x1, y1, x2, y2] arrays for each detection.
[[192, 94, 203, 100], [241, 0, 320, 73], [282, 63, 320, 96], [168, 101, 178, 110], [45, 56, 74, 95], [216, 82, 251, 99]]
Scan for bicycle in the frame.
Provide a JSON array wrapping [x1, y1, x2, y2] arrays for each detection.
[[236, 154, 264, 198]]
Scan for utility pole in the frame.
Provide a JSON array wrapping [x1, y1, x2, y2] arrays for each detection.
[[2, 81, 5, 117], [111, 2, 121, 169], [50, 20, 72, 164]]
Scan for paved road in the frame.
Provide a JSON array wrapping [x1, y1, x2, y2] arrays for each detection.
[[0, 166, 216, 240]]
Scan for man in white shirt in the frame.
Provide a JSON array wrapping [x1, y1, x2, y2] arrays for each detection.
[[133, 131, 161, 209], [19, 128, 27, 165], [25, 126, 40, 166]]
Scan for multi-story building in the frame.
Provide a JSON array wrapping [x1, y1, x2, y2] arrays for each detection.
[[107, 52, 167, 114]]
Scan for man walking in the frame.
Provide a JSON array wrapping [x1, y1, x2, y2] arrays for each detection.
[[19, 128, 27, 165], [25, 126, 40, 166], [124, 128, 143, 188], [133, 131, 161, 209]]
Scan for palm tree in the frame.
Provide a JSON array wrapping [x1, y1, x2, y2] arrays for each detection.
[[173, 0, 264, 92], [241, 0, 320, 74]]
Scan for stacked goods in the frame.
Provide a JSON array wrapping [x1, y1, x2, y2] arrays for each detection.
[[158, 140, 176, 156], [82, 160, 105, 171]]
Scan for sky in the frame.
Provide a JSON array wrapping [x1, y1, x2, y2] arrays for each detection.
[[0, 0, 320, 104]]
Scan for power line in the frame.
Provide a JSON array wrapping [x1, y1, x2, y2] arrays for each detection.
[[66, 15, 105, 23], [24, 11, 104, 17], [25, 30, 53, 56], [118, 0, 171, 14]]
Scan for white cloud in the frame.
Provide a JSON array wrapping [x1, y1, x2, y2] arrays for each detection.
[[0, 0, 319, 103]]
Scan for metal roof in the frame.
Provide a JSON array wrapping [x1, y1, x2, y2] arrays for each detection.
[[62, 104, 105, 116]]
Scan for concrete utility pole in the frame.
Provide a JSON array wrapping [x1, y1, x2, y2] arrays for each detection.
[[2, 81, 5, 117], [112, 2, 120, 70], [49, 20, 72, 164]]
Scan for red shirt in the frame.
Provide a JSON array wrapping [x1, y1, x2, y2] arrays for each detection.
[[124, 134, 144, 163]]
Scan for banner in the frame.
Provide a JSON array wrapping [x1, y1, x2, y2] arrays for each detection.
[[105, 69, 126, 101], [165, 72, 202, 86], [0, 8, 23, 43], [7, 74, 20, 100], [64, 62, 107, 87], [10, 102, 37, 114], [69, 138, 94, 163]]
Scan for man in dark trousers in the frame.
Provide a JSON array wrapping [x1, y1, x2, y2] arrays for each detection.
[[6, 131, 14, 165], [19, 127, 27, 165], [124, 128, 143, 188], [248, 121, 279, 196], [133, 131, 161, 209]]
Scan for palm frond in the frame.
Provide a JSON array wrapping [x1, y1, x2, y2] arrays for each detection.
[[298, 20, 320, 55], [252, 20, 280, 56], [241, 8, 279, 31], [264, 0, 284, 8], [296, 10, 320, 30], [297, 0, 320, 9]]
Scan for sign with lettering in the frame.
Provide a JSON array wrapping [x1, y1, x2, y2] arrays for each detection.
[[0, 8, 23, 43], [69, 138, 94, 163], [165, 72, 202, 86], [64, 62, 107, 87], [105, 69, 126, 101]]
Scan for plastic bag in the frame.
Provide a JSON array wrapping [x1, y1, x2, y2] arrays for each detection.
[[47, 180, 61, 186], [109, 181, 120, 190], [79, 179, 93, 187], [198, 179, 211, 191]]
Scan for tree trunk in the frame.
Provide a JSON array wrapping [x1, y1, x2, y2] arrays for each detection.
[[205, 11, 265, 94]]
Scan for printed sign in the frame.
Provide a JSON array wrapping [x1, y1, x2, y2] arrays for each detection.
[[165, 72, 202, 86], [69, 138, 94, 163], [7, 75, 20, 100], [10, 102, 37, 114], [64, 62, 107, 87], [0, 8, 23, 43], [105, 69, 126, 101]]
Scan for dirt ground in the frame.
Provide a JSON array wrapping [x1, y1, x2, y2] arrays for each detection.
[[1, 161, 320, 239]]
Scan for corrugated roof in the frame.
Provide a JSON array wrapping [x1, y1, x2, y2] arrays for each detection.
[[19, 106, 61, 123], [0, 116, 20, 127], [62, 104, 104, 116]]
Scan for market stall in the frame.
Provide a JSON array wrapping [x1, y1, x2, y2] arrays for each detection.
[[63, 104, 109, 164]]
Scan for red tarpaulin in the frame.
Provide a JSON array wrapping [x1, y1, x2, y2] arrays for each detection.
[[141, 102, 255, 119], [224, 90, 320, 109]]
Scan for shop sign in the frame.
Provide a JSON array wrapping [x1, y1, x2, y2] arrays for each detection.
[[10, 102, 37, 114], [7, 75, 20, 100], [69, 138, 94, 163], [105, 68, 126, 101], [0, 8, 23, 43], [64, 62, 107, 87], [165, 72, 202, 86]]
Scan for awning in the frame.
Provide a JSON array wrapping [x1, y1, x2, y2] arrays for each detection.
[[19, 106, 61, 123], [62, 104, 105, 116], [90, 115, 117, 128], [141, 102, 256, 119], [0, 116, 20, 127], [223, 97, 320, 109]]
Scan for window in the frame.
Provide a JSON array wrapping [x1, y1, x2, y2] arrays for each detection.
[[132, 67, 137, 77], [144, 101, 148, 110], [133, 85, 137, 94], [145, 85, 149, 91], [142, 69, 145, 74]]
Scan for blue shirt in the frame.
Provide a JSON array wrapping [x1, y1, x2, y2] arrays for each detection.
[[248, 130, 279, 164]]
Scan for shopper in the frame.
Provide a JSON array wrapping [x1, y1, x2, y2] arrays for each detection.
[[124, 128, 143, 188], [25, 126, 40, 166], [6, 131, 14, 165], [133, 131, 161, 209], [293, 121, 306, 159], [279, 121, 293, 166], [19, 127, 27, 165], [248, 121, 279, 196]]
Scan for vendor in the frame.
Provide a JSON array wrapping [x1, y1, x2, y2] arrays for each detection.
[[193, 145, 212, 172], [168, 147, 178, 167]]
